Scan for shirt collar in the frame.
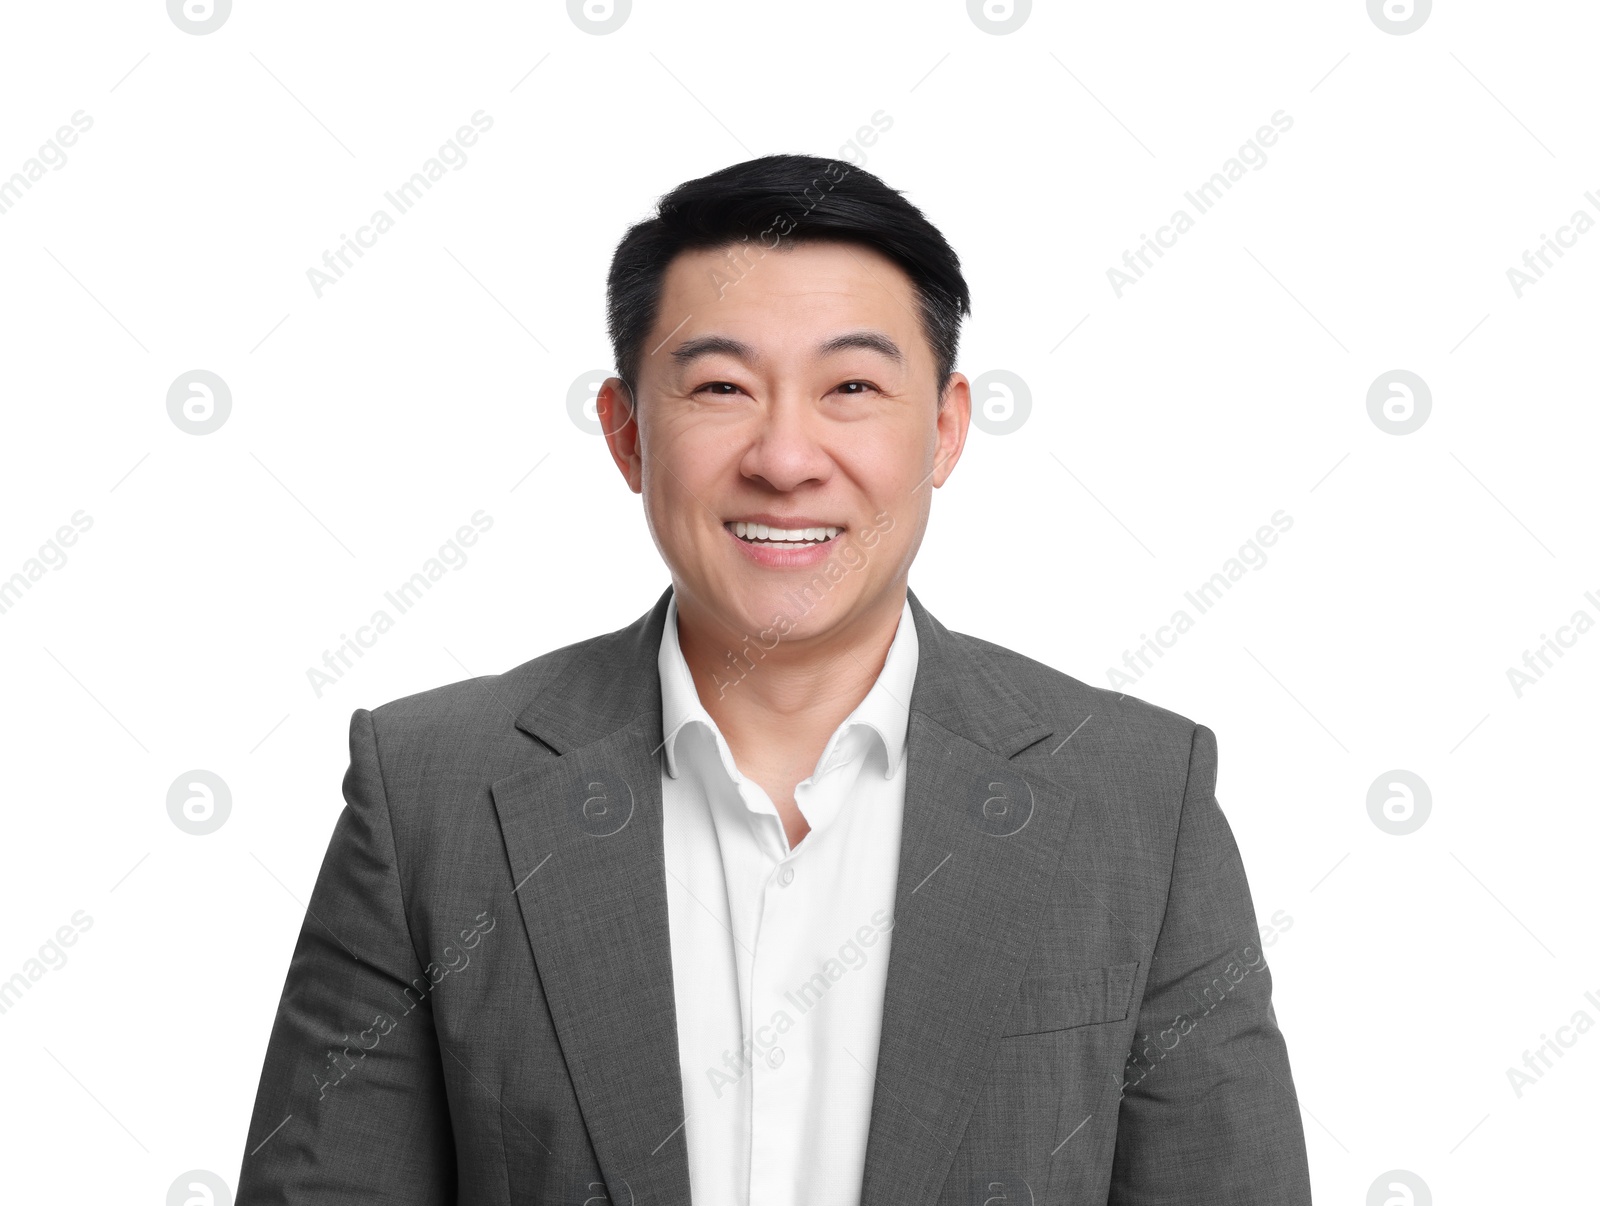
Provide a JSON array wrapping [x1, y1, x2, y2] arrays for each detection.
[[657, 590, 918, 783]]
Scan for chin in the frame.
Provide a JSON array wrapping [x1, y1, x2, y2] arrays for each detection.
[[712, 579, 831, 640]]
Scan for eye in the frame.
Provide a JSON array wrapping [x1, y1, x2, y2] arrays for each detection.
[[693, 381, 745, 397], [834, 380, 879, 396]]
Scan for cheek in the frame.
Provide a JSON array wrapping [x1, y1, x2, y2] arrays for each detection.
[[838, 426, 929, 506], [643, 466, 696, 540], [651, 413, 741, 477], [642, 428, 732, 534]]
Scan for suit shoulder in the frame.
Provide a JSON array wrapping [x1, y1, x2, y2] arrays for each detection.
[[958, 630, 1202, 754], [361, 635, 587, 744], [953, 630, 1208, 827]]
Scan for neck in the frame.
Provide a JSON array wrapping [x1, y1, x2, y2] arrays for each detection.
[[673, 582, 908, 764]]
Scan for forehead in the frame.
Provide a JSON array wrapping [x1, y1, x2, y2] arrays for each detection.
[[651, 239, 925, 358]]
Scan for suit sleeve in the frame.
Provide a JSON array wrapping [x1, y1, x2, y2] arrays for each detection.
[[1109, 724, 1312, 1204], [237, 708, 457, 1204]]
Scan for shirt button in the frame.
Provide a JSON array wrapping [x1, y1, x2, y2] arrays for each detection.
[[778, 865, 795, 887], [767, 1046, 785, 1069]]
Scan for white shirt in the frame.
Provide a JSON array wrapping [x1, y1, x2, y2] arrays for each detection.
[[657, 590, 918, 1206]]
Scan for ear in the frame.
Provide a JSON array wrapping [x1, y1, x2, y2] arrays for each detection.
[[597, 377, 642, 493], [932, 372, 971, 489]]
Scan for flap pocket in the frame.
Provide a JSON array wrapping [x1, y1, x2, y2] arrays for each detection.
[[1000, 960, 1140, 1037]]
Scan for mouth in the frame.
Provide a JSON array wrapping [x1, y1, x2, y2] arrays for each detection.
[[724, 520, 843, 550]]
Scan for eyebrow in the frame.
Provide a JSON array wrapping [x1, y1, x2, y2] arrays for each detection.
[[669, 334, 756, 367], [668, 330, 905, 369], [819, 330, 904, 364]]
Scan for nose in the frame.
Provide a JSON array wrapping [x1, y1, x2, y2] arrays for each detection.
[[738, 392, 834, 493]]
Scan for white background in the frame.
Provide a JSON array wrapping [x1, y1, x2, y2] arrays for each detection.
[[1, 1, 1595, 1201]]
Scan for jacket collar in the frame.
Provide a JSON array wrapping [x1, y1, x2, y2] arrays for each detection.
[[514, 584, 1053, 760]]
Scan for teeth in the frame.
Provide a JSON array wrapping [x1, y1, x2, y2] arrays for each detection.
[[731, 523, 841, 544]]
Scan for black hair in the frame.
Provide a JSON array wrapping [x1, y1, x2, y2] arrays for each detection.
[[605, 153, 971, 405]]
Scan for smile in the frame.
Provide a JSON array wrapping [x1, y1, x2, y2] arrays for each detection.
[[726, 521, 842, 549]]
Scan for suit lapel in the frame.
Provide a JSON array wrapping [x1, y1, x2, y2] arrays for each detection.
[[856, 595, 1077, 1206], [490, 586, 1072, 1206], [491, 589, 693, 1206]]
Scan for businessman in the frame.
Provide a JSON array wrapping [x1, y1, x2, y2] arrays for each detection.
[[238, 154, 1313, 1204]]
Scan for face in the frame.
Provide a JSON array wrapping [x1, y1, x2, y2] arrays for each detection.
[[597, 238, 970, 654]]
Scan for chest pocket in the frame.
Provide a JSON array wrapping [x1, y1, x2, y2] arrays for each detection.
[[999, 960, 1140, 1037]]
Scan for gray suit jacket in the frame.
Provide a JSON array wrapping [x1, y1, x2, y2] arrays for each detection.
[[238, 586, 1312, 1204]]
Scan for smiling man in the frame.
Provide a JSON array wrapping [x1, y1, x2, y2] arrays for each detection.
[[238, 155, 1313, 1205]]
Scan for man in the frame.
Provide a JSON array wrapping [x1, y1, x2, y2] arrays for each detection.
[[238, 154, 1313, 1205]]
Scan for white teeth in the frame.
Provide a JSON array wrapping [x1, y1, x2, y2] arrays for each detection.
[[730, 523, 843, 544]]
